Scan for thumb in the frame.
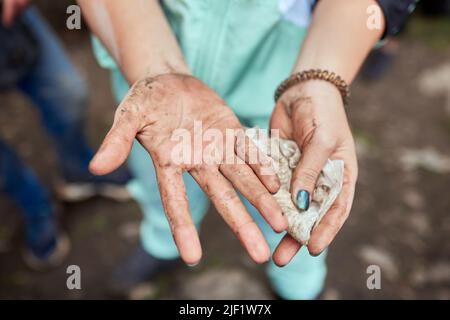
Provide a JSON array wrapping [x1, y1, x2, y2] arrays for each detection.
[[269, 101, 293, 140], [291, 138, 333, 211], [89, 106, 140, 176]]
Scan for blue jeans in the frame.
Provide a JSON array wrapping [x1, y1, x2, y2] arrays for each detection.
[[0, 8, 91, 256], [17, 8, 93, 181]]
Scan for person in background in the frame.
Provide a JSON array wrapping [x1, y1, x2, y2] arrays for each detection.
[[79, 0, 417, 299], [362, 0, 450, 81], [0, 0, 131, 270]]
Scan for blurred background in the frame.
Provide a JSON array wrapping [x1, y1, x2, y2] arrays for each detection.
[[0, 0, 449, 299]]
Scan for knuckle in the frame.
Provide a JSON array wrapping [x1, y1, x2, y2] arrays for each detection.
[[223, 164, 251, 180], [254, 191, 269, 208], [168, 215, 191, 229], [235, 219, 254, 235], [211, 189, 238, 203], [263, 174, 279, 191], [328, 203, 349, 227], [114, 103, 141, 127], [313, 132, 335, 152], [221, 189, 239, 202], [229, 164, 244, 176], [200, 164, 220, 175], [324, 209, 346, 234], [298, 122, 317, 147], [329, 200, 346, 214], [164, 193, 187, 206], [110, 129, 133, 146], [297, 167, 320, 187], [153, 150, 174, 168]]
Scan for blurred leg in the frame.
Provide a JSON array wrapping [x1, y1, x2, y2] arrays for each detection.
[[0, 139, 56, 258], [16, 7, 93, 181], [16, 8, 130, 203], [242, 116, 328, 300]]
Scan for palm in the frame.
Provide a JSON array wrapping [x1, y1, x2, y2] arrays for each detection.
[[90, 74, 288, 265]]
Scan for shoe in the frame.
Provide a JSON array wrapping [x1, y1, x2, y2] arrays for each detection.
[[56, 166, 132, 202], [56, 180, 132, 202], [23, 232, 71, 271], [108, 244, 181, 298]]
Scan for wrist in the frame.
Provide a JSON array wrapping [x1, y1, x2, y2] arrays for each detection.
[[279, 79, 343, 107], [125, 60, 191, 85], [275, 70, 350, 106]]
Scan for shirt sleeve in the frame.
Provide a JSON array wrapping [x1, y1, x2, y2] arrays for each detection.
[[90, 36, 118, 70], [376, 0, 419, 38]]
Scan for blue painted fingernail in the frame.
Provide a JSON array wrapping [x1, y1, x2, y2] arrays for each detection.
[[296, 190, 310, 211]]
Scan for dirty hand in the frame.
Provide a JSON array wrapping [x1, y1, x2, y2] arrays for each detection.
[[90, 74, 287, 265], [270, 80, 358, 265], [2, 0, 30, 27]]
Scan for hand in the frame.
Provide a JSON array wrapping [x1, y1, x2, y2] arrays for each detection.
[[90, 74, 287, 265], [270, 80, 358, 266], [2, 0, 30, 27]]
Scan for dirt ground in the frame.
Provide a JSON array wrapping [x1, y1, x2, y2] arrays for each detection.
[[0, 2, 449, 300]]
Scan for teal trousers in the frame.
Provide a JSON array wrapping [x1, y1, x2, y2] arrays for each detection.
[[93, 0, 327, 299]]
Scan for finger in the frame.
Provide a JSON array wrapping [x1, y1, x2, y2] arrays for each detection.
[[272, 234, 302, 267], [2, 0, 14, 26], [307, 166, 356, 256], [220, 163, 287, 233], [235, 131, 280, 193], [191, 168, 270, 264], [155, 165, 202, 265], [290, 139, 333, 211], [89, 102, 140, 175]]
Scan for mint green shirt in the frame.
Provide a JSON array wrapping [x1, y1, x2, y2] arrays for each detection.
[[92, 0, 311, 118]]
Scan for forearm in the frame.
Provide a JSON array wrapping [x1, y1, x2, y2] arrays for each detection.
[[77, 0, 189, 84], [294, 0, 385, 84]]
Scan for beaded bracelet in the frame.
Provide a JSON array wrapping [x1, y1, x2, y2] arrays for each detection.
[[274, 69, 351, 106]]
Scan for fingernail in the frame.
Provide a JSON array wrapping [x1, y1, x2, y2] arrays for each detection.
[[296, 190, 310, 211]]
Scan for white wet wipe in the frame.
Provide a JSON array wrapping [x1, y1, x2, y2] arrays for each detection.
[[246, 128, 344, 244]]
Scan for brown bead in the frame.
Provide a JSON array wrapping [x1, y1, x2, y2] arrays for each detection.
[[274, 69, 350, 106]]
